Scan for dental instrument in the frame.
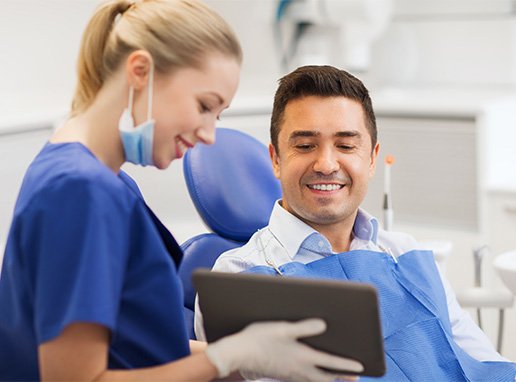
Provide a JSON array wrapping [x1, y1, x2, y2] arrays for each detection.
[[383, 155, 394, 231]]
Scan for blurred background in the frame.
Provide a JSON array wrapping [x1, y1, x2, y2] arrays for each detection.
[[1, 0, 516, 360]]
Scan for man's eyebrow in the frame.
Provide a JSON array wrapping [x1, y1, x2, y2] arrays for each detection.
[[335, 130, 361, 138], [288, 130, 362, 140], [288, 130, 320, 141]]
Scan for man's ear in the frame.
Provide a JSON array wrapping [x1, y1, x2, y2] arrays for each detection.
[[369, 142, 380, 178], [125, 50, 153, 90], [269, 143, 281, 179]]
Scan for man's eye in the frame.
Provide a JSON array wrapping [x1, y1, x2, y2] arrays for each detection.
[[337, 144, 354, 150], [295, 144, 313, 150]]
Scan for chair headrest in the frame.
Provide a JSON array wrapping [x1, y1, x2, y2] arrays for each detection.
[[183, 128, 281, 242]]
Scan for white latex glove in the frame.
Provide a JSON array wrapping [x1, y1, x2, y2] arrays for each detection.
[[205, 318, 363, 382]]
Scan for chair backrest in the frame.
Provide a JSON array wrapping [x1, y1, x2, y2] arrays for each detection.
[[179, 128, 281, 338], [179, 234, 242, 338]]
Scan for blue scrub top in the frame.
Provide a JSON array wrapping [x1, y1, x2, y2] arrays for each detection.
[[0, 142, 190, 380]]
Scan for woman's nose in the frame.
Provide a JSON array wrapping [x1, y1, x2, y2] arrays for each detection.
[[196, 123, 216, 145]]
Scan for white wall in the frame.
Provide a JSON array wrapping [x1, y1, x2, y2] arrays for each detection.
[[3, 0, 516, 127], [0, 1, 101, 132]]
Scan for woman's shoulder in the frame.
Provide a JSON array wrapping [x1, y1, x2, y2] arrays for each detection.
[[16, 142, 140, 214]]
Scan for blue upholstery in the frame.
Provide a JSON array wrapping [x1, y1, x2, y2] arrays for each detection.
[[182, 128, 281, 241], [179, 234, 241, 338], [179, 128, 281, 339]]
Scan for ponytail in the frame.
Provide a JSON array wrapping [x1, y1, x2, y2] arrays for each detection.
[[72, 1, 133, 115], [71, 0, 242, 116]]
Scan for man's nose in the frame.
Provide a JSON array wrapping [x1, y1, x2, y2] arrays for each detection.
[[313, 147, 339, 175]]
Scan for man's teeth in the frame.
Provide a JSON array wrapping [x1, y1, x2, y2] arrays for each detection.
[[308, 184, 343, 191]]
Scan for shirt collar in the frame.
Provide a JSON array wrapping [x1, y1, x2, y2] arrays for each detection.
[[268, 200, 318, 260], [353, 208, 379, 243], [268, 200, 380, 258]]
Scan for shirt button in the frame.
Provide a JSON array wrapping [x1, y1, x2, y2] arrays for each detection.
[[318, 241, 324, 248]]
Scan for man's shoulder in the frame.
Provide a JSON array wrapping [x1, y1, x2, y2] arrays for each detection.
[[377, 229, 420, 257], [212, 228, 272, 272]]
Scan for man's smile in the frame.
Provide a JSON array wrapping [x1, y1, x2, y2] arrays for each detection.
[[307, 183, 344, 191]]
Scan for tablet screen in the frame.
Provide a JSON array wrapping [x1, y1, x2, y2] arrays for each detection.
[[193, 269, 385, 377]]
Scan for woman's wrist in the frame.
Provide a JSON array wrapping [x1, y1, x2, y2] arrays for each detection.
[[189, 339, 208, 354]]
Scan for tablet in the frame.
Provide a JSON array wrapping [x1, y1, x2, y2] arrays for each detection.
[[193, 269, 386, 377]]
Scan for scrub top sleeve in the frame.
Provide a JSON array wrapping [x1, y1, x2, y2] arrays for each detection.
[[22, 177, 131, 344]]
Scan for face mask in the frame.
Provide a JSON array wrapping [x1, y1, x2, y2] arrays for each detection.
[[118, 65, 155, 166]]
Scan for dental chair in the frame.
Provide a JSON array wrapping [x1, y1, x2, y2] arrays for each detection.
[[178, 128, 282, 339]]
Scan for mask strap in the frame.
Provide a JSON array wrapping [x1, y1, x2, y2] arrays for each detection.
[[147, 64, 154, 121], [127, 85, 134, 115], [126, 62, 154, 121]]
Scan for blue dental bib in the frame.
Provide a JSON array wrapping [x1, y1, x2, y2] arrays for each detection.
[[247, 250, 516, 381]]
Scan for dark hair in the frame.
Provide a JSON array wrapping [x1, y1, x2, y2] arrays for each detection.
[[270, 65, 377, 152]]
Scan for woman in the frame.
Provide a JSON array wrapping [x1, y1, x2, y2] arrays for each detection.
[[0, 1, 361, 381]]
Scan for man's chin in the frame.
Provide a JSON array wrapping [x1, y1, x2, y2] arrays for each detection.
[[299, 208, 355, 226]]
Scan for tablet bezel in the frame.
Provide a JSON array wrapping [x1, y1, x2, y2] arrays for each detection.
[[193, 269, 386, 377]]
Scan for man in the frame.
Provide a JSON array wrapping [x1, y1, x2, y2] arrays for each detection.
[[195, 65, 515, 380]]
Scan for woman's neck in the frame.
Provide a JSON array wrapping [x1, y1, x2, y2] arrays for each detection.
[[52, 82, 127, 173]]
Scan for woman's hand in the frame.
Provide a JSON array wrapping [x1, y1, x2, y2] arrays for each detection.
[[205, 318, 363, 382]]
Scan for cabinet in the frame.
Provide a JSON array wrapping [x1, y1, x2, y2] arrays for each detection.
[[362, 116, 479, 231], [488, 191, 516, 255]]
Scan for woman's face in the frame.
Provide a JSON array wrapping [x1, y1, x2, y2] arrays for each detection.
[[144, 54, 240, 169]]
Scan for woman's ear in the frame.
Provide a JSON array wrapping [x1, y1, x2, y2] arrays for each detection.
[[125, 50, 153, 90]]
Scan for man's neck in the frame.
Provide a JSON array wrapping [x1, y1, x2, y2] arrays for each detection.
[[302, 211, 358, 254], [314, 223, 355, 253]]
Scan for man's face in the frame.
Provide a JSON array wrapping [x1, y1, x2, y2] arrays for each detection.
[[270, 95, 379, 231]]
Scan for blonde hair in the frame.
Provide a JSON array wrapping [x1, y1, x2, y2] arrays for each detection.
[[71, 0, 242, 115]]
